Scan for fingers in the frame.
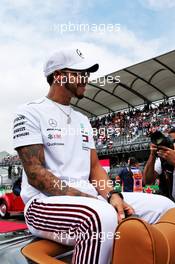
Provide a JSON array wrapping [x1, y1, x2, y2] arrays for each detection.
[[158, 146, 169, 151], [150, 144, 172, 159], [110, 196, 135, 223], [157, 151, 168, 159], [109, 196, 125, 223], [115, 201, 125, 223], [150, 144, 157, 154], [157, 148, 175, 165], [157, 148, 170, 159], [150, 143, 157, 148], [123, 202, 135, 216]]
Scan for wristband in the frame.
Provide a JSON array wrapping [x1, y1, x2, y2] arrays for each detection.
[[106, 190, 124, 203]]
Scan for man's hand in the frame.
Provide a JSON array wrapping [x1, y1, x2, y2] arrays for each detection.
[[157, 146, 175, 166], [150, 143, 157, 156], [143, 143, 158, 184], [109, 194, 135, 223]]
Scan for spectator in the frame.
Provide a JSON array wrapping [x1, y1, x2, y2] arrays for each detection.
[[143, 127, 175, 201], [116, 157, 143, 192]]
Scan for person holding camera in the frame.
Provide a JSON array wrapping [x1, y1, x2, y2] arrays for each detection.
[[143, 127, 175, 201]]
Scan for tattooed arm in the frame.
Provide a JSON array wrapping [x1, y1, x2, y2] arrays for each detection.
[[16, 144, 96, 198]]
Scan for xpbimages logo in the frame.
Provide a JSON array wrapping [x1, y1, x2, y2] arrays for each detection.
[[53, 230, 121, 242], [53, 178, 120, 191], [53, 73, 120, 87], [52, 22, 120, 34]]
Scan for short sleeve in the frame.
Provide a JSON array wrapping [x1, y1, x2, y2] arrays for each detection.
[[13, 105, 43, 149], [154, 158, 162, 175]]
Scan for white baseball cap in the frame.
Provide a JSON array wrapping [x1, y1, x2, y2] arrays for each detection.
[[44, 48, 99, 77]]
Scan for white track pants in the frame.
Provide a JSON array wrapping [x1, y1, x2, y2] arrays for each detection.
[[25, 193, 175, 264]]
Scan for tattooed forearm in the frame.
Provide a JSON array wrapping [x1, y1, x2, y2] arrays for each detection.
[[17, 144, 45, 167], [35, 168, 94, 198], [16, 145, 95, 198]]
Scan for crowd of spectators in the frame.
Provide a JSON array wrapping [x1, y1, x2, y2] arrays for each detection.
[[90, 99, 175, 149]]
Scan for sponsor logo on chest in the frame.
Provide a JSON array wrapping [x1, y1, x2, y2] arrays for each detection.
[[80, 123, 89, 150]]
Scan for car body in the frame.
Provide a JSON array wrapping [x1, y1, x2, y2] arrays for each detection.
[[0, 191, 24, 218]]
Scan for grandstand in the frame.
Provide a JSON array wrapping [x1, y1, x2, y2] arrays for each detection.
[[71, 49, 175, 166], [90, 99, 175, 158]]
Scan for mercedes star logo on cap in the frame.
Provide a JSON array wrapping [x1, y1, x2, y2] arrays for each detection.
[[76, 49, 84, 59]]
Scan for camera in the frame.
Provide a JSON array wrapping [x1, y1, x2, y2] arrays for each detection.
[[150, 131, 174, 150], [150, 131, 174, 176], [150, 130, 175, 201]]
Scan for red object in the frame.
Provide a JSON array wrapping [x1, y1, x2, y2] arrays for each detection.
[[0, 192, 24, 216], [0, 221, 27, 233], [99, 159, 110, 173], [144, 187, 153, 193], [100, 159, 110, 167]]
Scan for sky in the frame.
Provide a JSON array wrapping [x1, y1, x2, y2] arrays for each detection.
[[0, 0, 175, 153]]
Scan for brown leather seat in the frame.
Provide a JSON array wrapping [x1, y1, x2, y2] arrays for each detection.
[[154, 208, 175, 264], [112, 217, 170, 264], [21, 239, 73, 264], [112, 208, 175, 264]]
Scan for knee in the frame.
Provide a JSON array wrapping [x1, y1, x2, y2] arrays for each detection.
[[156, 195, 175, 214], [95, 201, 118, 232]]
